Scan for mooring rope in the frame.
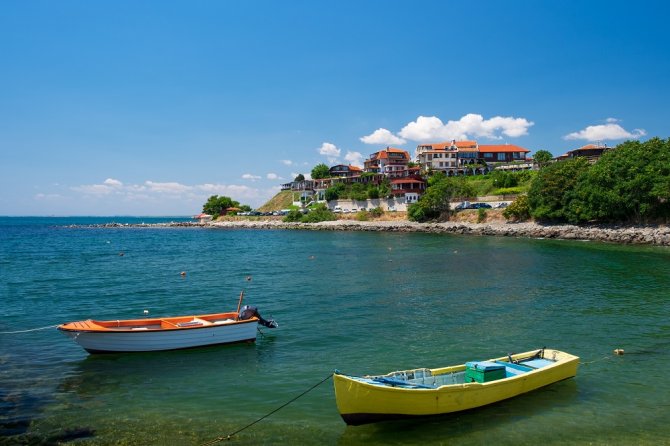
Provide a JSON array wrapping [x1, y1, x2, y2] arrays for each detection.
[[580, 355, 613, 365], [201, 373, 333, 445], [0, 324, 59, 334]]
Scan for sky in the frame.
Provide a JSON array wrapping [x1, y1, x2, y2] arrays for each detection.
[[1, 0, 668, 216]]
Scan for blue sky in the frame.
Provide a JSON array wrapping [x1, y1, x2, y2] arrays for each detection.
[[1, 0, 668, 216]]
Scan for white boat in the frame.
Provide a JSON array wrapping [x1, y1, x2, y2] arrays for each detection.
[[58, 304, 277, 354]]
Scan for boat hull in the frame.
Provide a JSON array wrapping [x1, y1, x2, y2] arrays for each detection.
[[334, 349, 579, 425], [58, 312, 262, 353]]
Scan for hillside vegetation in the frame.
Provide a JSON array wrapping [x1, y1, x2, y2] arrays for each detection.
[[258, 191, 293, 212]]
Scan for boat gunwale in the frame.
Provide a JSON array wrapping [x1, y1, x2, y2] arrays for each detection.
[[57, 315, 259, 333], [338, 349, 580, 392]]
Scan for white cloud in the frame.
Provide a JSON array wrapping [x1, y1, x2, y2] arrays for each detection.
[[344, 150, 364, 167], [242, 173, 261, 181], [104, 178, 123, 187], [266, 173, 283, 180], [398, 114, 534, 142], [144, 181, 192, 194], [564, 122, 646, 141], [280, 159, 293, 166], [40, 178, 277, 214], [317, 142, 341, 164], [360, 128, 406, 145]]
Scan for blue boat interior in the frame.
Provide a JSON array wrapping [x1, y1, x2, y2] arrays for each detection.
[[359, 353, 555, 389]]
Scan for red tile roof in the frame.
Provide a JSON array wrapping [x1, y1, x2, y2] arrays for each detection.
[[478, 144, 530, 153]]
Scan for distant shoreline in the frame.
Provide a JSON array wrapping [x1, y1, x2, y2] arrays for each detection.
[[208, 219, 670, 246], [74, 219, 670, 246]]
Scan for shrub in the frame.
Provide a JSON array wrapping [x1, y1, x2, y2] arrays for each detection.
[[282, 210, 303, 222], [369, 207, 383, 218], [503, 195, 531, 221], [300, 204, 337, 223], [355, 211, 369, 221], [477, 208, 487, 223]]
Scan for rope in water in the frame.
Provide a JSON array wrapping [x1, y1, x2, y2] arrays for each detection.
[[580, 355, 613, 365], [201, 373, 333, 446], [0, 324, 59, 334]]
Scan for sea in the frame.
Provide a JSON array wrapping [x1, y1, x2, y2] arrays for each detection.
[[1, 216, 669, 445]]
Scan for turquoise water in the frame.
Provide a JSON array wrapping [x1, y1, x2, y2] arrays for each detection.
[[1, 217, 669, 445]]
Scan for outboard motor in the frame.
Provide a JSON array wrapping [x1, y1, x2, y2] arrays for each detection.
[[238, 305, 278, 328]]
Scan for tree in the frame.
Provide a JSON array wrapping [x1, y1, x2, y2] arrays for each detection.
[[202, 195, 240, 217], [294, 173, 305, 182], [407, 176, 458, 222], [311, 163, 330, 179], [569, 138, 670, 223], [527, 157, 590, 222], [533, 150, 553, 168]]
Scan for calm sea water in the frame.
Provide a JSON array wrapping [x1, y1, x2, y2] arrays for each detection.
[[1, 217, 669, 445]]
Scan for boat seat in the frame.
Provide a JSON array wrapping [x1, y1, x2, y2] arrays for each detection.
[[520, 358, 554, 369], [496, 361, 534, 372], [214, 319, 235, 325]]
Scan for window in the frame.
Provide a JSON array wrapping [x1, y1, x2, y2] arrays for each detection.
[[484, 153, 493, 158], [498, 153, 506, 161]]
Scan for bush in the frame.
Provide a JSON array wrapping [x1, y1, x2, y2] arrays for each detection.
[[300, 204, 337, 223], [503, 195, 531, 221], [369, 207, 383, 218], [355, 211, 369, 221], [282, 210, 303, 222], [477, 208, 487, 223]]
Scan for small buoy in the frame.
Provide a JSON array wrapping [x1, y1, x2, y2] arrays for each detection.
[[143, 310, 149, 315], [308, 255, 315, 260], [453, 250, 458, 254], [246, 276, 252, 281], [614, 349, 625, 355], [119, 252, 124, 256], [180, 271, 186, 276]]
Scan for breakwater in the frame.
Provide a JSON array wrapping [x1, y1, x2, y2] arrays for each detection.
[[207, 220, 670, 246], [68, 219, 670, 246]]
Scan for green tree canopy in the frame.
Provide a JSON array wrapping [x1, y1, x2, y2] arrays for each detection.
[[202, 195, 240, 217], [294, 173, 305, 182], [533, 150, 553, 168], [311, 163, 330, 179], [527, 157, 591, 222], [569, 138, 670, 223]]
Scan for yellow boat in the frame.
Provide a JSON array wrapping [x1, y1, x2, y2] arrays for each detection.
[[333, 348, 579, 425]]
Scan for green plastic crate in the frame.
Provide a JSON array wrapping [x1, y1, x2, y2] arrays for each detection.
[[465, 361, 506, 383]]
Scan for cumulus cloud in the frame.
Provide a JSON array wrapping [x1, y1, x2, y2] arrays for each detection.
[[398, 114, 534, 142], [317, 142, 341, 163], [104, 178, 123, 187], [344, 151, 364, 167], [280, 159, 293, 166], [360, 128, 406, 145], [242, 173, 261, 181], [564, 121, 646, 141], [144, 181, 192, 194], [266, 173, 283, 180]]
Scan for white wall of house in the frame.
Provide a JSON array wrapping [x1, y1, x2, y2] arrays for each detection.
[[328, 197, 408, 212]]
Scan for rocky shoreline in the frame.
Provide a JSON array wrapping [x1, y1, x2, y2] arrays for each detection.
[[207, 219, 670, 246], [73, 220, 670, 246]]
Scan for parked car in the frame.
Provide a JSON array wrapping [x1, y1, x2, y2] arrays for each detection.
[[469, 203, 493, 209], [454, 201, 470, 210], [333, 206, 343, 213]]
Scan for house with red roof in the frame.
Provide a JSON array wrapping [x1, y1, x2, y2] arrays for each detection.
[[477, 144, 530, 164], [557, 143, 610, 163], [364, 147, 412, 177], [329, 164, 363, 177]]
